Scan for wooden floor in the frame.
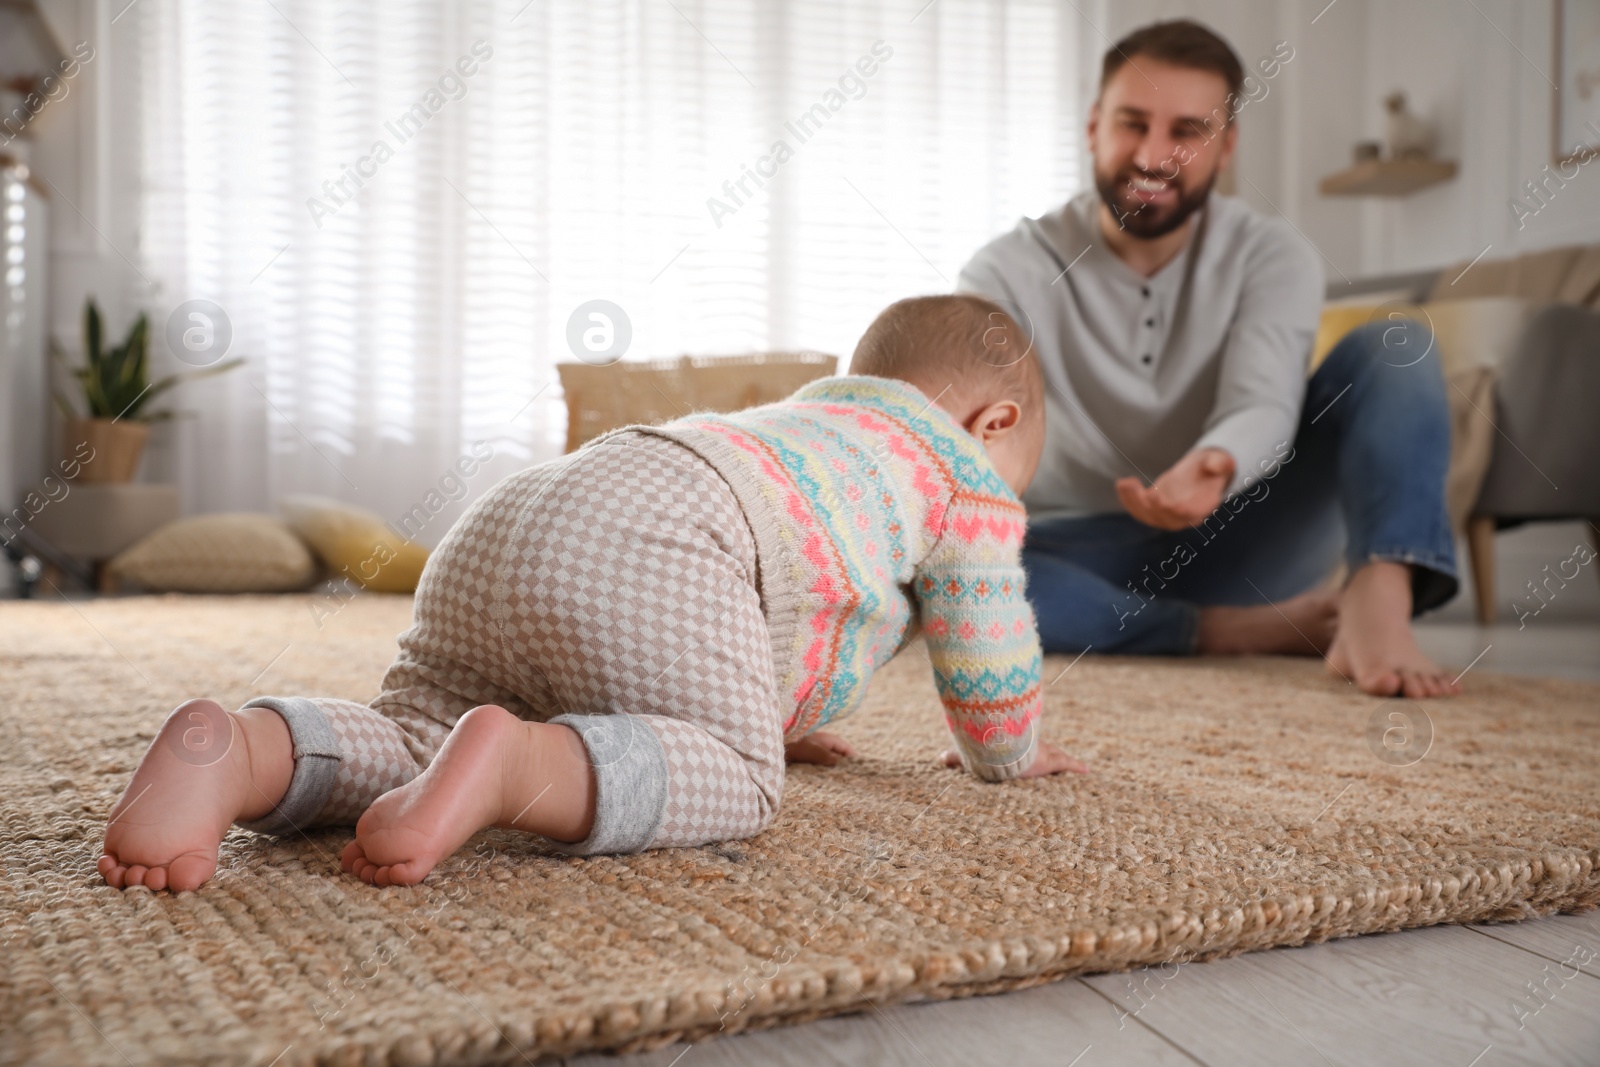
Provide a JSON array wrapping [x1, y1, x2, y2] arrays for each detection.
[[569, 523, 1600, 1067], [567, 912, 1600, 1066]]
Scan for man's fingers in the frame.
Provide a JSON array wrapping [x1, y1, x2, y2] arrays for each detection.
[[1141, 498, 1193, 531], [1126, 483, 1194, 530], [1116, 478, 1161, 525], [1114, 477, 1146, 509]]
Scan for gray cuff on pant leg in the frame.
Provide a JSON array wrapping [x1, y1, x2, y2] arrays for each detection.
[[234, 696, 344, 837], [547, 713, 668, 855]]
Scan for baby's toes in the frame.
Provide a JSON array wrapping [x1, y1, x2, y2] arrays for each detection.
[[340, 840, 364, 873], [166, 854, 217, 893], [143, 866, 169, 892], [98, 855, 126, 888], [125, 864, 149, 886], [379, 861, 427, 888]]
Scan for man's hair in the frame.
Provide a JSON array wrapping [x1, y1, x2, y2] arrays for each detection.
[[851, 294, 1042, 416], [1100, 19, 1244, 121]]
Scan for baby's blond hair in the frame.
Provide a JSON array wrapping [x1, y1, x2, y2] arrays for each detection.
[[850, 295, 1042, 419]]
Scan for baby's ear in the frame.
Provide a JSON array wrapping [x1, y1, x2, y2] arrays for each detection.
[[966, 398, 1023, 441]]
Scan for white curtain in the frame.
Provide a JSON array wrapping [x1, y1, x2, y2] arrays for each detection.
[[133, 0, 1085, 541]]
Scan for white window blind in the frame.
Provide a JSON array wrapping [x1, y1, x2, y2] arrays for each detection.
[[133, 0, 1084, 533]]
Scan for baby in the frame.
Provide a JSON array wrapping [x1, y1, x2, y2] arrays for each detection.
[[99, 294, 1085, 893]]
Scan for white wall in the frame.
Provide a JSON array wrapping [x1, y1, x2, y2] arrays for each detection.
[[1349, 0, 1597, 274], [33, 1, 143, 345], [8, 1, 148, 501]]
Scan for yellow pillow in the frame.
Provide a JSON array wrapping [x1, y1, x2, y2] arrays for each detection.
[[1312, 296, 1529, 376], [109, 514, 317, 593], [279, 494, 429, 593], [1310, 301, 1422, 370]]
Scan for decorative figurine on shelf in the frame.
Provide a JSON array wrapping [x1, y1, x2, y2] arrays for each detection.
[[1384, 91, 1435, 161]]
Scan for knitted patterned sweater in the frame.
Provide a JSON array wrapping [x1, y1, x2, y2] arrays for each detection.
[[631, 375, 1043, 781]]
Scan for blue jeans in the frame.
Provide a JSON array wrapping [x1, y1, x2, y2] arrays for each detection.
[[1023, 320, 1459, 655]]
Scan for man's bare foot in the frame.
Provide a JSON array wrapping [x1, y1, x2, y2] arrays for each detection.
[[1197, 589, 1339, 656], [99, 700, 293, 893], [784, 730, 856, 766], [340, 705, 597, 887], [1327, 561, 1459, 698]]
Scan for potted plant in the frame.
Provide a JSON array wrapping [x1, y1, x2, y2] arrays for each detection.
[[52, 299, 242, 484]]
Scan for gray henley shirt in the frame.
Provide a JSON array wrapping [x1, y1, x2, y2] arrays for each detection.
[[957, 191, 1323, 521]]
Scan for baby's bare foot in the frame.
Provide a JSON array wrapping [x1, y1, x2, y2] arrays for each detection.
[[99, 700, 289, 893], [341, 708, 506, 888], [1327, 562, 1460, 698], [1197, 588, 1339, 656], [342, 706, 597, 887]]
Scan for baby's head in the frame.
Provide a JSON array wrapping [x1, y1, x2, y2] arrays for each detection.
[[850, 294, 1045, 496]]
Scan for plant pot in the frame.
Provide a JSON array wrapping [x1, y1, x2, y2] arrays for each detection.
[[65, 418, 150, 484]]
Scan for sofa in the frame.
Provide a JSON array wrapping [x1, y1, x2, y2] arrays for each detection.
[[1320, 243, 1600, 624]]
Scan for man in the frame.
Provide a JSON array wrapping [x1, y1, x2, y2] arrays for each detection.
[[958, 19, 1460, 698]]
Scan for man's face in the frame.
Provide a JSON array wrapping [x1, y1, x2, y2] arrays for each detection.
[[1088, 59, 1238, 239]]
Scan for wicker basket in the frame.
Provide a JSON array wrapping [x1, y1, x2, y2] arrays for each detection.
[[557, 351, 838, 452]]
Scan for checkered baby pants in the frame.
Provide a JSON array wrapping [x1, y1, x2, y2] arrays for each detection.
[[236, 432, 786, 854]]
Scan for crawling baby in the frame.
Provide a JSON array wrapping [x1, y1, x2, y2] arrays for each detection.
[[99, 293, 1085, 892]]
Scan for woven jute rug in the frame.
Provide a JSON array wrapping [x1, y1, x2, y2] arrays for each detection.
[[3, 596, 1596, 1066]]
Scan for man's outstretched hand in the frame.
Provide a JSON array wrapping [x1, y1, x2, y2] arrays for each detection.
[[939, 740, 1088, 777], [1115, 447, 1236, 530]]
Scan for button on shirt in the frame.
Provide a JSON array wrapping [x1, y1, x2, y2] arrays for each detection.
[[957, 192, 1323, 520]]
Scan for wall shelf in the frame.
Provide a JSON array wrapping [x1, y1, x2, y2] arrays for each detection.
[[1319, 159, 1458, 197]]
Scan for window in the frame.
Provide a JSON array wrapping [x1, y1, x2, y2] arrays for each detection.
[[133, 0, 1083, 527]]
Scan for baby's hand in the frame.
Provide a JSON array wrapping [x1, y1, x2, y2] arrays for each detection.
[[785, 730, 857, 767], [938, 740, 1088, 777]]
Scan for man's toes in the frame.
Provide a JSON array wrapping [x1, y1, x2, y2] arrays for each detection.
[[1361, 669, 1402, 697], [1400, 672, 1429, 699]]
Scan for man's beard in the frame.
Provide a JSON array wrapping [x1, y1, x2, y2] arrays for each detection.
[[1095, 164, 1216, 240]]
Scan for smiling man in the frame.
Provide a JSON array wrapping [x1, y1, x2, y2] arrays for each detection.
[[958, 19, 1461, 698]]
